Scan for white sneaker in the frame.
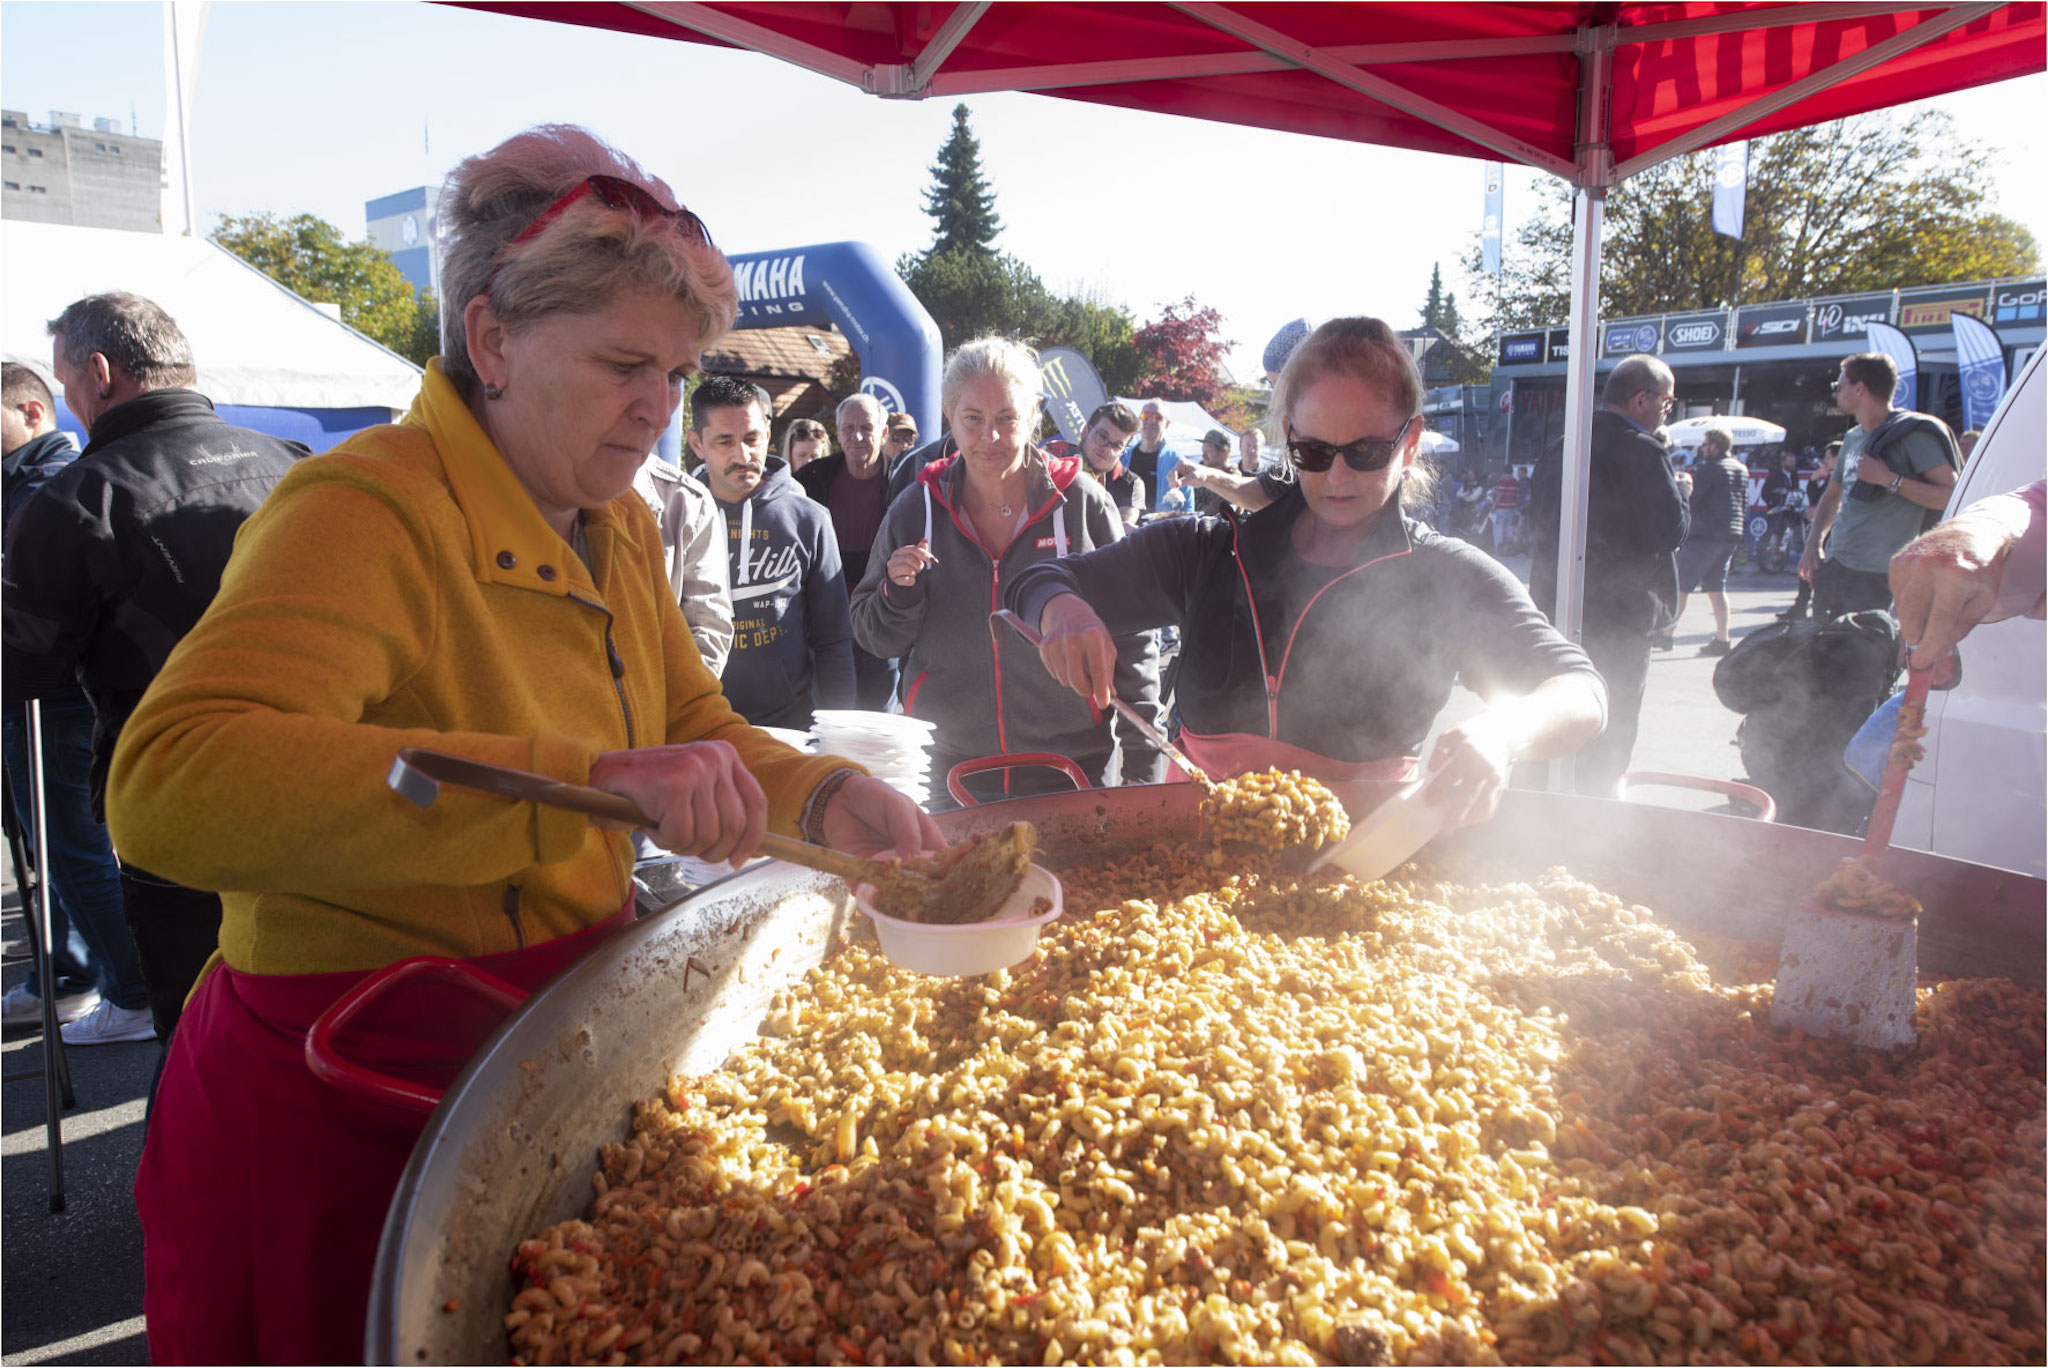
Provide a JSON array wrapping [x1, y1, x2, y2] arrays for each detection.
[[1, 981, 101, 1026], [59, 999, 156, 1046]]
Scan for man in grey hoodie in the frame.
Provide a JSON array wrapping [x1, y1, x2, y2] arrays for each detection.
[[690, 376, 856, 730]]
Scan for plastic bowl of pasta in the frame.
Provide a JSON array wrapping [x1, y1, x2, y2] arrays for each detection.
[[853, 859, 1063, 977]]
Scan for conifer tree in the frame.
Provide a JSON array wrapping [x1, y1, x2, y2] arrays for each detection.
[[922, 104, 1003, 256], [1420, 262, 1447, 331]]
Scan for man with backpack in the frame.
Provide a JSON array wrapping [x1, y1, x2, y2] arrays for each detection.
[[1799, 352, 1960, 620]]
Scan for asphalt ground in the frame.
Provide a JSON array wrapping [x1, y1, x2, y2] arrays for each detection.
[[0, 556, 1809, 1366]]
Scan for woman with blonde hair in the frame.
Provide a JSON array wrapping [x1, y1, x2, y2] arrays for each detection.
[[109, 124, 938, 1363], [1009, 317, 1605, 822], [851, 337, 1163, 804]]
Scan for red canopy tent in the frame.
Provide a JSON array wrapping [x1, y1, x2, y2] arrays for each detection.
[[463, 1, 2042, 653]]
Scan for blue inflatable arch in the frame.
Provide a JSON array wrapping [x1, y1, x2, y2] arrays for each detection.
[[725, 241, 943, 441]]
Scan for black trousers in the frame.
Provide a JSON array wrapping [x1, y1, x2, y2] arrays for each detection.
[[1575, 625, 1653, 797], [852, 646, 898, 713], [1813, 558, 1893, 621], [120, 863, 224, 1043]]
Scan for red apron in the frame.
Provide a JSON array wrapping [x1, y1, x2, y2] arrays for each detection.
[[135, 903, 632, 1366], [1177, 729, 1420, 786]]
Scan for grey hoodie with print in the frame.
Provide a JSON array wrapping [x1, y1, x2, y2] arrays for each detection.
[[850, 451, 1162, 798]]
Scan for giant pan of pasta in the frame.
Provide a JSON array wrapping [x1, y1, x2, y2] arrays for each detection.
[[368, 782, 2045, 1366]]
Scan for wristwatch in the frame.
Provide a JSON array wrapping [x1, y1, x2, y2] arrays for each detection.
[[1888, 472, 1905, 492]]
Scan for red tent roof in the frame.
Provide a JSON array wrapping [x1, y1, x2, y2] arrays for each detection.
[[458, 2, 2044, 181]]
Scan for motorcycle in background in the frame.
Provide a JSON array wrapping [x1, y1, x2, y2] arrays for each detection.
[[1754, 485, 1808, 574]]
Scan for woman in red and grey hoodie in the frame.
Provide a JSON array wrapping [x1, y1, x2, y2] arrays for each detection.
[[1009, 318, 1606, 826], [851, 338, 1162, 806]]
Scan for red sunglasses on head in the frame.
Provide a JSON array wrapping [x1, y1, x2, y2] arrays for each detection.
[[510, 174, 714, 247]]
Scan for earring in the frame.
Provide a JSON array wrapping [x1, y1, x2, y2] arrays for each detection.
[[483, 382, 504, 401]]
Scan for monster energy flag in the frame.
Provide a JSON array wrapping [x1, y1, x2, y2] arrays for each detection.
[[1037, 346, 1109, 445], [1712, 142, 1748, 240], [1481, 163, 1504, 275], [1863, 322, 1918, 411], [1951, 312, 2008, 432]]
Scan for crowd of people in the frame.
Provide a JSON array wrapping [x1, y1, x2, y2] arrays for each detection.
[[0, 120, 2040, 1364]]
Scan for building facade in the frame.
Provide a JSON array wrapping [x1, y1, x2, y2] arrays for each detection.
[[1490, 276, 2045, 466], [2, 110, 163, 232]]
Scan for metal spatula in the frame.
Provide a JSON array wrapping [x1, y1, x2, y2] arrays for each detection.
[[1771, 664, 1935, 1050]]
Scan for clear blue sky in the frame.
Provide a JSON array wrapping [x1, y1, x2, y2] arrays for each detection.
[[4, 1, 2043, 376]]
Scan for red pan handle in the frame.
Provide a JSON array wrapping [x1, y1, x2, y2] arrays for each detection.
[[305, 957, 529, 1116], [1617, 771, 1777, 824], [946, 753, 1092, 808]]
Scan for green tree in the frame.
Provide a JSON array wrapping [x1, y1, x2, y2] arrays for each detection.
[[212, 211, 432, 365], [897, 246, 1052, 352], [1419, 262, 1448, 330], [1040, 288, 1144, 398], [922, 104, 1003, 257], [1462, 110, 2040, 346]]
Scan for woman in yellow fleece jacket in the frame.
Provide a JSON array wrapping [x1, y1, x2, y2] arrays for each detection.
[[107, 125, 940, 1366]]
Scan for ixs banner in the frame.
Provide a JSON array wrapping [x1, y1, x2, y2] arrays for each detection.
[[1811, 293, 1894, 342]]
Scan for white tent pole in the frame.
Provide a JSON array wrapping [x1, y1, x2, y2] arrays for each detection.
[[1548, 24, 1616, 793]]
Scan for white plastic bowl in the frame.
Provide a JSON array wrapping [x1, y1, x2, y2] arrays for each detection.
[[854, 861, 1063, 977]]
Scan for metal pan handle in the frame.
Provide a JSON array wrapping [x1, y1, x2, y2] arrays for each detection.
[[946, 753, 1092, 808], [305, 957, 529, 1116], [1617, 771, 1776, 824]]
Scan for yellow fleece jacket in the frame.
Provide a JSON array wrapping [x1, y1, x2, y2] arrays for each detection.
[[107, 362, 849, 975]]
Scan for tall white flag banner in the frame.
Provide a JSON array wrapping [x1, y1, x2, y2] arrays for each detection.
[[1864, 321, 1918, 412], [1951, 312, 2009, 432], [1712, 141, 1748, 240], [160, 1, 210, 236], [1481, 162, 1504, 276]]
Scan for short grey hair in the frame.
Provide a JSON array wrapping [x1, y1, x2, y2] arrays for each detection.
[[835, 393, 885, 427], [436, 124, 737, 394], [46, 292, 195, 391], [1602, 354, 1673, 410], [941, 337, 1042, 437]]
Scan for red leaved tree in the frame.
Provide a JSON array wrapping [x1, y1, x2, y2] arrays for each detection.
[[1132, 297, 1234, 409]]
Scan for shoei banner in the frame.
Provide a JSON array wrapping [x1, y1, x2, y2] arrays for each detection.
[[1863, 322, 1918, 411], [1951, 313, 2008, 432], [1037, 346, 1108, 445]]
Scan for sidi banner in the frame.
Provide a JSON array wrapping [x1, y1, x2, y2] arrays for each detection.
[[1735, 303, 1808, 348]]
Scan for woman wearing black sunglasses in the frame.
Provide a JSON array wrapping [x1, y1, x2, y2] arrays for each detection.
[[1008, 317, 1605, 825], [107, 125, 939, 1363]]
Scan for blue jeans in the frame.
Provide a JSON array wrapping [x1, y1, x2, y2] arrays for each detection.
[[4, 698, 150, 1009]]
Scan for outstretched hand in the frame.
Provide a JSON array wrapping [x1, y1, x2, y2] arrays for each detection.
[[1035, 593, 1118, 710]]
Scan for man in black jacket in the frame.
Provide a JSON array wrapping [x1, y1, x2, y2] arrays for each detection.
[[1527, 354, 1689, 795], [4, 293, 305, 1046], [795, 394, 913, 709]]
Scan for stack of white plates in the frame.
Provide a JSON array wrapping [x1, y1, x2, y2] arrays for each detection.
[[810, 709, 938, 807]]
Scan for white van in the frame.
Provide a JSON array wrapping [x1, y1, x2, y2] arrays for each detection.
[[1891, 346, 2046, 876]]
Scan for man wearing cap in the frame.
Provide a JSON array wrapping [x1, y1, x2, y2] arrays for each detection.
[[882, 413, 919, 468]]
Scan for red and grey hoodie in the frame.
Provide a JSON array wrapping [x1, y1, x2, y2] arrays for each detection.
[[848, 451, 1162, 784]]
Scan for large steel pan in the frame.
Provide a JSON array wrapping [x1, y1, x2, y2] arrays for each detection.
[[367, 782, 2044, 1364]]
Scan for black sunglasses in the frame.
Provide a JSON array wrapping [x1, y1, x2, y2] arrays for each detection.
[[511, 174, 714, 247], [1285, 415, 1417, 474]]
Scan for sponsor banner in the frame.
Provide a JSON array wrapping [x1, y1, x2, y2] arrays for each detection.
[[1547, 328, 1571, 363], [1896, 284, 1989, 335], [1603, 319, 1662, 357], [1951, 313, 2008, 432], [1481, 162, 1504, 277], [1991, 278, 2045, 326], [1864, 321, 1918, 410], [1037, 346, 1109, 445], [1661, 311, 1729, 353], [1498, 331, 1544, 365], [1736, 303, 1809, 348], [1712, 142, 1748, 240], [1811, 293, 1894, 342]]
